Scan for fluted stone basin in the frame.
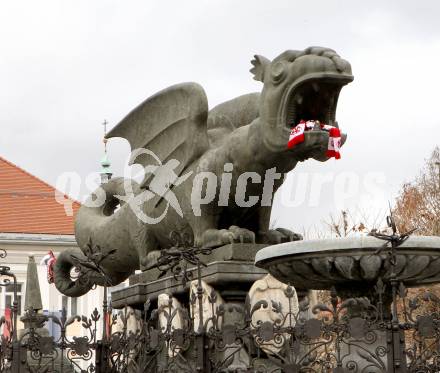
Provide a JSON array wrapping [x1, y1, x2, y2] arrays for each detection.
[[255, 236, 440, 290]]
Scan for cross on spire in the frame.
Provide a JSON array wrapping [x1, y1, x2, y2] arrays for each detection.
[[102, 119, 108, 153], [100, 119, 112, 184]]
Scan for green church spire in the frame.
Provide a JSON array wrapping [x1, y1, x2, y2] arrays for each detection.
[[100, 119, 112, 184]]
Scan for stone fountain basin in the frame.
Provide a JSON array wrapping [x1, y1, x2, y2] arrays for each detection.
[[255, 236, 440, 290]]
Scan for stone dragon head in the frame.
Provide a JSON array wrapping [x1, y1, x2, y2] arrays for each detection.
[[251, 46, 353, 157]]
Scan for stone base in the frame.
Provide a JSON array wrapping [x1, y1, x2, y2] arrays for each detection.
[[111, 243, 268, 309]]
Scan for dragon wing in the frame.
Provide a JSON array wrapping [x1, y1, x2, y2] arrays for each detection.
[[107, 83, 209, 194]]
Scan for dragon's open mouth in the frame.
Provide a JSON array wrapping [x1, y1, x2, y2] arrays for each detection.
[[285, 79, 345, 128]]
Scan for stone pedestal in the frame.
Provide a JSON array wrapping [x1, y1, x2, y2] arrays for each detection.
[[111, 243, 268, 309], [110, 243, 311, 372]]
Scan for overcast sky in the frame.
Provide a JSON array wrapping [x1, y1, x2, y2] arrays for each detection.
[[1, 0, 439, 235]]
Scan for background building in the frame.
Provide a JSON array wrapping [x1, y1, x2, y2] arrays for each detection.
[[0, 155, 108, 332]]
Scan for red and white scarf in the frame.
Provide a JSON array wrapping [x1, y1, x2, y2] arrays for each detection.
[[287, 120, 342, 159]]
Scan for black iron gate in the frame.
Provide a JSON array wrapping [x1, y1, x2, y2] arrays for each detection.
[[1, 235, 440, 372]]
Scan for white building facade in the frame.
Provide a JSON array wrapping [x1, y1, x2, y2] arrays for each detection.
[[0, 232, 108, 336]]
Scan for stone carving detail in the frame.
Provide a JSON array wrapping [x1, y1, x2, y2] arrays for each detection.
[[113, 306, 141, 336], [111, 306, 142, 366], [158, 294, 185, 357], [248, 274, 299, 354], [190, 280, 250, 369], [190, 279, 224, 331]]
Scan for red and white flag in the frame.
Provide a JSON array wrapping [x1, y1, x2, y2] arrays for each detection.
[[41, 251, 57, 284], [3, 308, 11, 339]]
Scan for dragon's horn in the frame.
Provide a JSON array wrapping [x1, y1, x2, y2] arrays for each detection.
[[250, 55, 270, 82]]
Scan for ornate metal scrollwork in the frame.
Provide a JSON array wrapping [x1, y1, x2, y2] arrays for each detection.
[[154, 231, 218, 286], [2, 222, 440, 373]]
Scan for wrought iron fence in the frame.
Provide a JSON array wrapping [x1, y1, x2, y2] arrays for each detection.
[[1, 230, 440, 372]]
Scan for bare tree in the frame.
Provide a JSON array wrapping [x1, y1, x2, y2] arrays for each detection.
[[394, 146, 440, 236], [309, 208, 387, 239], [391, 147, 440, 335], [325, 209, 382, 237]]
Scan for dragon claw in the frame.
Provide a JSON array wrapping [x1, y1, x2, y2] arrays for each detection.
[[262, 228, 303, 244], [199, 226, 255, 248], [141, 250, 162, 271]]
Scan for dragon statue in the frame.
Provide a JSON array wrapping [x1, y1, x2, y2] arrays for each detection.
[[54, 46, 353, 297]]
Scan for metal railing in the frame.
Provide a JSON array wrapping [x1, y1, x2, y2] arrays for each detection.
[[1, 228, 440, 372]]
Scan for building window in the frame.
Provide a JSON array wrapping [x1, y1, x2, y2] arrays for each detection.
[[71, 297, 77, 315], [61, 296, 79, 316], [62, 296, 68, 313], [4, 283, 23, 315]]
